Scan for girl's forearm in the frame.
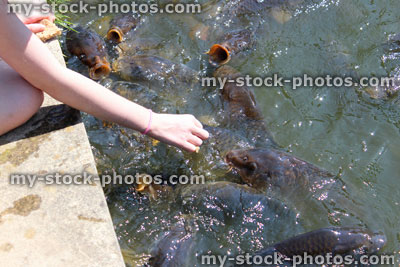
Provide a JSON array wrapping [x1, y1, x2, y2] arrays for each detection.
[[42, 68, 151, 133], [0, 11, 150, 132]]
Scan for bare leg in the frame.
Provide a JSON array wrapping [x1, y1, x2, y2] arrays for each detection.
[[0, 59, 44, 136]]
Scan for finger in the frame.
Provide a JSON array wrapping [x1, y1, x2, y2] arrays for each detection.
[[181, 142, 197, 153], [192, 127, 209, 140], [27, 24, 45, 33], [23, 15, 55, 24], [192, 117, 203, 128], [188, 135, 203, 147]]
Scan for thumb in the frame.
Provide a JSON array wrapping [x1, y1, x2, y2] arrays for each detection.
[[26, 24, 45, 33]]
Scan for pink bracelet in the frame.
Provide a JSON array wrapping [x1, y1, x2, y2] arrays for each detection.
[[142, 109, 153, 135]]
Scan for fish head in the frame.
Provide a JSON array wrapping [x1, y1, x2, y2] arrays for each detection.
[[225, 149, 260, 181], [333, 228, 387, 255], [368, 231, 387, 253], [225, 149, 293, 187]]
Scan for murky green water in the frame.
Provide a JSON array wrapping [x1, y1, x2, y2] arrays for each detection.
[[64, 0, 400, 265]]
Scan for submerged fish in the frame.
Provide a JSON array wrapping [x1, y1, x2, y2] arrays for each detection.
[[233, 0, 291, 16], [214, 65, 263, 120], [66, 26, 111, 80], [149, 219, 197, 267], [107, 14, 140, 43], [117, 37, 165, 56], [113, 55, 199, 87], [213, 66, 277, 147], [254, 227, 386, 259], [150, 182, 301, 266], [207, 29, 255, 66]]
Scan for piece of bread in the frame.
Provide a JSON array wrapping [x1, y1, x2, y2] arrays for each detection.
[[35, 19, 62, 42]]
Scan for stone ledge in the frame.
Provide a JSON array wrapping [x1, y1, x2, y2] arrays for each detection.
[[0, 27, 125, 267]]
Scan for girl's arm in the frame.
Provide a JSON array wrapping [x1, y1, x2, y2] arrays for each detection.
[[0, 3, 208, 152]]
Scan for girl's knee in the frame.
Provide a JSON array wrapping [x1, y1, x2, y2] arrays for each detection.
[[30, 87, 44, 112], [22, 87, 44, 121]]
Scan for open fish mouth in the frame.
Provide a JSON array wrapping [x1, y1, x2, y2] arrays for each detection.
[[224, 154, 235, 173], [89, 61, 111, 80], [207, 44, 231, 66], [107, 27, 124, 43]]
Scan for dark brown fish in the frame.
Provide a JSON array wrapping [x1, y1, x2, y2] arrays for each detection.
[[225, 148, 371, 227], [113, 55, 199, 86], [117, 37, 165, 55], [255, 227, 386, 259], [214, 65, 263, 121], [66, 26, 111, 80], [207, 29, 255, 66], [225, 148, 334, 190], [107, 14, 140, 43], [213, 66, 277, 147], [149, 220, 197, 267]]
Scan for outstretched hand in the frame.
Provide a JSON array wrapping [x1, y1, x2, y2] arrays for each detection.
[[20, 15, 55, 33], [148, 113, 209, 153]]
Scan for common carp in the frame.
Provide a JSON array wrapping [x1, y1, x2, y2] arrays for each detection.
[[107, 14, 140, 43], [233, 0, 293, 16], [149, 220, 197, 267], [117, 37, 165, 56], [225, 149, 367, 226], [207, 29, 255, 66], [225, 148, 334, 190], [66, 26, 111, 80], [213, 66, 277, 147], [113, 55, 199, 88], [249, 227, 386, 266], [214, 66, 263, 120]]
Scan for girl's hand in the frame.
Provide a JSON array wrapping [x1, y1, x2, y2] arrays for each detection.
[[148, 113, 209, 153], [20, 15, 56, 33]]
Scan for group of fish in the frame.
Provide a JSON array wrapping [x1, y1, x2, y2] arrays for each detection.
[[64, 0, 391, 266]]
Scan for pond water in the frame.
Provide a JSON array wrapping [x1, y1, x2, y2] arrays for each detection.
[[63, 0, 400, 265]]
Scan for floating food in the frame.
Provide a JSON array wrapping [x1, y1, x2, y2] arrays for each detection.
[[66, 26, 111, 80], [107, 14, 140, 43], [254, 227, 386, 258], [207, 29, 254, 66]]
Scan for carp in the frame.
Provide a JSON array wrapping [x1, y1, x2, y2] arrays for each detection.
[[66, 26, 111, 80], [253, 227, 386, 260], [207, 29, 255, 66], [107, 14, 140, 43], [112, 55, 199, 87], [225, 148, 368, 226]]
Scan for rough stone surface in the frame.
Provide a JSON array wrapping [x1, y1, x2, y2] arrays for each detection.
[[0, 7, 125, 267]]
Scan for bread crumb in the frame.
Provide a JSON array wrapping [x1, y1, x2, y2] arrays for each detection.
[[36, 19, 62, 42]]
